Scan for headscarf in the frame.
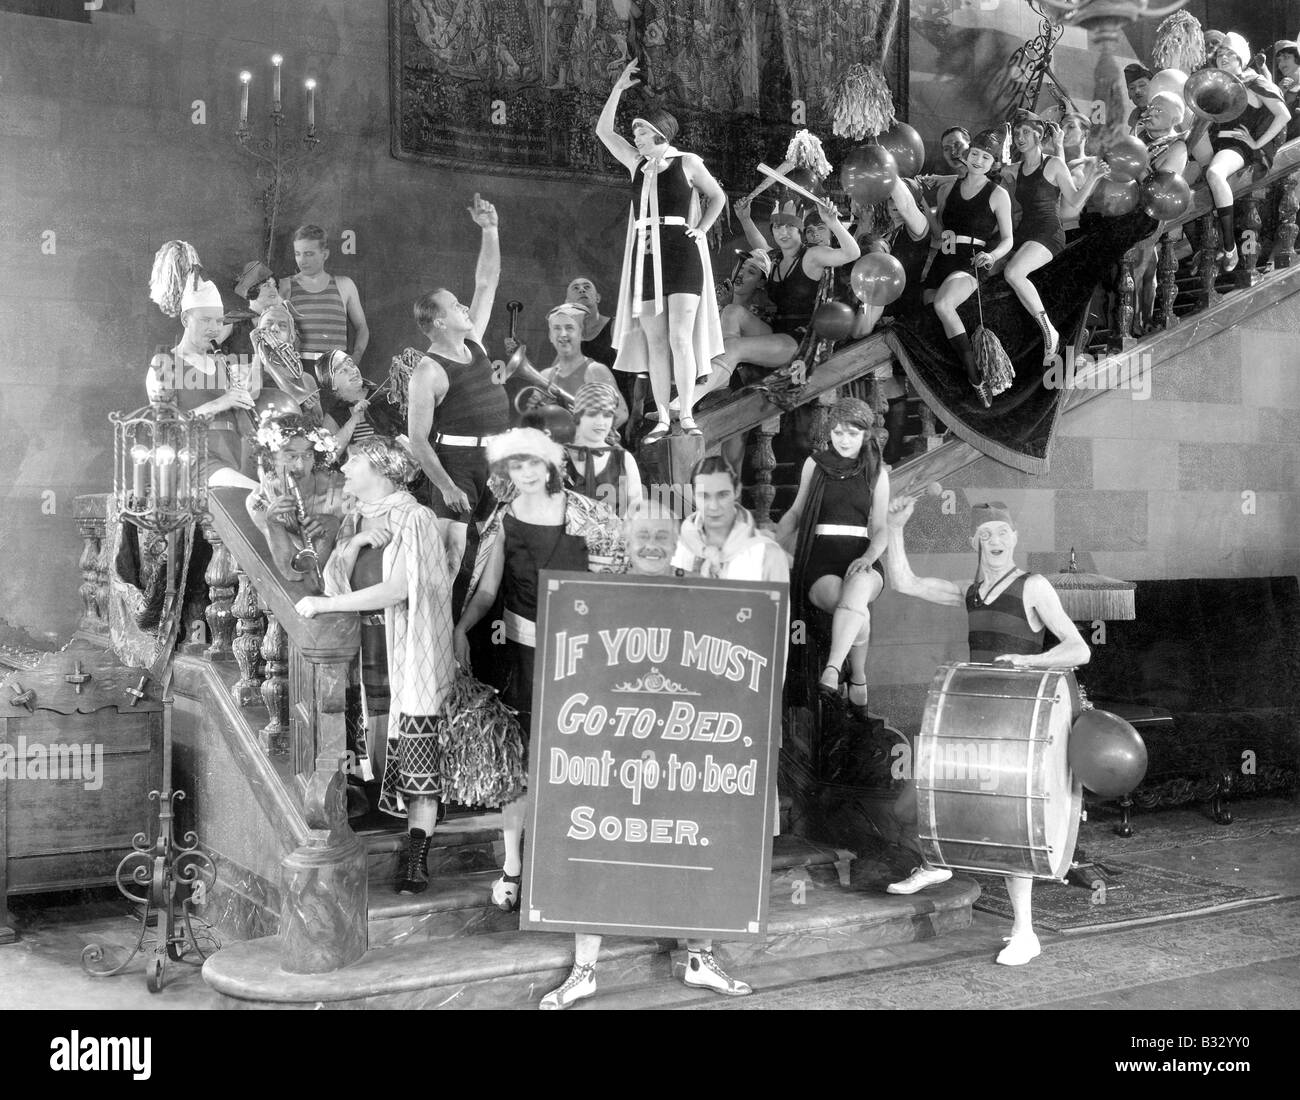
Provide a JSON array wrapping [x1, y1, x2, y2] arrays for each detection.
[[571, 382, 620, 419]]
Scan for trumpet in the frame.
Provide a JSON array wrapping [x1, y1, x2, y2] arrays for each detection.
[[498, 345, 578, 415], [286, 476, 325, 590], [1183, 67, 1248, 123]]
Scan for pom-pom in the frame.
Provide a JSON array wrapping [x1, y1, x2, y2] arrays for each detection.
[[784, 129, 833, 180], [1152, 10, 1205, 74], [434, 671, 527, 808], [825, 63, 897, 142], [149, 240, 202, 318]]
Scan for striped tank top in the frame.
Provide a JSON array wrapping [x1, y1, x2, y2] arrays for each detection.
[[965, 572, 1044, 663], [288, 274, 350, 357]]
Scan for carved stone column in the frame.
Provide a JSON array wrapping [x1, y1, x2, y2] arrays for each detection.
[[1235, 195, 1262, 289], [748, 416, 780, 528], [1154, 232, 1179, 330], [1272, 171, 1300, 269], [231, 571, 265, 708], [259, 601, 289, 756], [1199, 211, 1221, 310], [200, 522, 238, 661]]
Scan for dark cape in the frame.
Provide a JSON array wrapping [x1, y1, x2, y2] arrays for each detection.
[[786, 443, 881, 710], [888, 208, 1158, 473]]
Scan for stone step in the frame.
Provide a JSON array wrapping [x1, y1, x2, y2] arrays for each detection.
[[359, 813, 502, 885], [364, 834, 850, 949], [203, 872, 980, 1009]]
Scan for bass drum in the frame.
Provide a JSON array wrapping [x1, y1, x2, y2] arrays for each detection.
[[916, 662, 1082, 881]]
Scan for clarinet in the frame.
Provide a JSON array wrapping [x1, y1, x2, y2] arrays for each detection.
[[286, 475, 325, 590]]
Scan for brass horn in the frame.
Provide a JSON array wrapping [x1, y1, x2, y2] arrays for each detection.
[[1184, 67, 1248, 123], [499, 344, 577, 414]]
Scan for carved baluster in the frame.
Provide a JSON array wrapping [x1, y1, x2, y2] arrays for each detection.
[[72, 495, 109, 635], [748, 415, 780, 528], [1273, 170, 1300, 268], [1236, 195, 1262, 288], [1198, 211, 1221, 310], [259, 600, 289, 756], [200, 522, 238, 661], [231, 570, 266, 707], [1154, 232, 1179, 330], [1116, 246, 1138, 346]]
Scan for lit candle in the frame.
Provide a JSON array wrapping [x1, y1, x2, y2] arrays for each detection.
[[130, 444, 150, 502], [271, 54, 283, 112], [155, 444, 176, 503], [239, 70, 251, 126], [305, 78, 316, 131], [177, 447, 193, 501]]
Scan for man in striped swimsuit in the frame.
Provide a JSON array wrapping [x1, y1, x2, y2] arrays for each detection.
[[282, 224, 370, 372], [883, 499, 1090, 965]]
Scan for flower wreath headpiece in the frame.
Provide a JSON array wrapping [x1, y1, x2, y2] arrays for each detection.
[[250, 410, 338, 470]]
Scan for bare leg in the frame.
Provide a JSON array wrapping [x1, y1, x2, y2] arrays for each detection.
[[667, 292, 701, 423], [1205, 149, 1246, 271], [996, 875, 1042, 964], [1004, 241, 1058, 364], [639, 307, 673, 433], [933, 273, 979, 385]]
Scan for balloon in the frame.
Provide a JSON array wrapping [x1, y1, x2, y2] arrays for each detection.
[[782, 166, 822, 197], [811, 300, 856, 340], [877, 123, 925, 177], [841, 144, 899, 206], [1094, 177, 1140, 217], [1105, 135, 1151, 183], [1068, 708, 1148, 798], [1140, 170, 1192, 220], [1146, 67, 1188, 103], [519, 403, 575, 444], [850, 253, 906, 307]]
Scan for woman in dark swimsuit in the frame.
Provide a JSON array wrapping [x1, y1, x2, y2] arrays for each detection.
[[563, 382, 643, 516], [772, 397, 891, 712], [928, 128, 1015, 390], [598, 60, 727, 441], [694, 193, 861, 405], [453, 428, 625, 912], [1193, 33, 1289, 272], [1003, 110, 1108, 365]]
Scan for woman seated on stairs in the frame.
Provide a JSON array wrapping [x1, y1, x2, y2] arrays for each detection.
[[771, 397, 890, 714]]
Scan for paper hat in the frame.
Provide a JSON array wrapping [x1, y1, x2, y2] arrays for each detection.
[[737, 248, 773, 278], [484, 427, 566, 471], [771, 200, 804, 228], [571, 382, 620, 418], [180, 274, 224, 313], [1124, 63, 1154, 83], [1218, 32, 1251, 67], [234, 260, 275, 298], [547, 303, 589, 322], [970, 501, 1016, 533]]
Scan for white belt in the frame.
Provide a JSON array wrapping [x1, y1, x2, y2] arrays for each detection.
[[633, 215, 688, 229], [815, 524, 871, 538], [504, 609, 536, 647], [952, 235, 985, 247], [434, 433, 486, 447]]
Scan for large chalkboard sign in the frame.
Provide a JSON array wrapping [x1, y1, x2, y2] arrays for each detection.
[[521, 571, 788, 941]]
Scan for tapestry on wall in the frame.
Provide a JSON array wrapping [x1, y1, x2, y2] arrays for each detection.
[[388, 0, 908, 189]]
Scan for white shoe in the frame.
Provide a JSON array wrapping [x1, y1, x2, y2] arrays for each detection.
[[996, 931, 1041, 966], [539, 963, 597, 1009], [683, 951, 752, 996], [886, 865, 953, 894], [668, 396, 681, 413]]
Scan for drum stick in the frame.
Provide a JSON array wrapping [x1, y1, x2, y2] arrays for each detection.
[[900, 480, 943, 505], [756, 163, 825, 207], [741, 158, 795, 204]]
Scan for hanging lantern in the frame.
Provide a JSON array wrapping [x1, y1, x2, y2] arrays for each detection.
[[111, 391, 208, 539]]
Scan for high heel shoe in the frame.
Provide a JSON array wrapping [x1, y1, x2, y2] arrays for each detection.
[[642, 418, 671, 445], [491, 870, 521, 912], [817, 664, 841, 701], [847, 679, 869, 718], [677, 416, 703, 438]]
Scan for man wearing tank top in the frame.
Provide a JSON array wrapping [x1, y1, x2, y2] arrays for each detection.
[[883, 499, 1090, 967], [281, 224, 370, 369], [405, 194, 505, 580]]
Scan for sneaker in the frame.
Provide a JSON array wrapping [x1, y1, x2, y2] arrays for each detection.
[[539, 963, 597, 1010], [683, 950, 752, 996], [996, 931, 1041, 966], [886, 865, 953, 895]]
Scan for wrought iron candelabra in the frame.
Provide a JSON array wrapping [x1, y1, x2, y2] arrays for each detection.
[[82, 394, 218, 992], [236, 55, 322, 267]]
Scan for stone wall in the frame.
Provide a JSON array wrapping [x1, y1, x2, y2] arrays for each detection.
[[868, 286, 1300, 734]]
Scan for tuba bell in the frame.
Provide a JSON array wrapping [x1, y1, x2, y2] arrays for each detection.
[[1183, 67, 1248, 123], [497, 344, 578, 415]]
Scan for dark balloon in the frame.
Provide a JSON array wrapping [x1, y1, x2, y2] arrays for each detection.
[[1094, 177, 1140, 217], [877, 123, 926, 177], [1105, 135, 1151, 183], [841, 144, 899, 206], [811, 300, 856, 340], [850, 252, 906, 306], [1140, 170, 1192, 220], [1068, 708, 1149, 798]]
